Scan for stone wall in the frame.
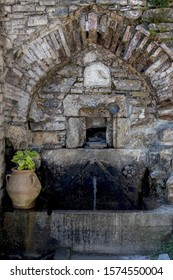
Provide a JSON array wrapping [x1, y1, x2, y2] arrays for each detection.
[[0, 4, 5, 204], [1, 0, 173, 207], [1, 1, 173, 49]]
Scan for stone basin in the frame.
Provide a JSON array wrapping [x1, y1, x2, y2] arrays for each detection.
[[1, 205, 173, 257]]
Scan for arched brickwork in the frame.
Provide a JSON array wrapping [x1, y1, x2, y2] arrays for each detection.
[[4, 8, 173, 124]]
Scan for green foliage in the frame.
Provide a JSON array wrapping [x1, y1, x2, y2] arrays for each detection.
[[148, 0, 171, 8], [151, 233, 173, 259], [149, 29, 158, 38], [12, 150, 39, 171], [159, 235, 173, 259]]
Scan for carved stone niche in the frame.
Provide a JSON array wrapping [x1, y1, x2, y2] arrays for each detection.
[[64, 94, 127, 149]]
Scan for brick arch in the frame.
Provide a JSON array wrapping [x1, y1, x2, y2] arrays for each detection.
[[4, 9, 173, 124]]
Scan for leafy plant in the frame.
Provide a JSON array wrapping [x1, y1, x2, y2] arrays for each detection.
[[149, 29, 158, 38], [151, 233, 173, 259], [148, 0, 171, 8], [12, 150, 40, 171]]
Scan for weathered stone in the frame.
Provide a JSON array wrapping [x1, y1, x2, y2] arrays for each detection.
[[88, 12, 97, 43], [158, 108, 173, 120], [157, 253, 170, 260], [12, 5, 36, 12], [150, 170, 166, 180], [145, 54, 169, 76], [86, 117, 106, 129], [57, 66, 82, 78], [149, 23, 173, 32], [142, 8, 173, 23], [54, 7, 69, 17], [5, 125, 28, 149], [159, 127, 173, 142], [148, 152, 160, 170], [66, 117, 86, 148], [129, 0, 146, 5], [124, 31, 142, 60], [63, 94, 127, 117], [86, 142, 107, 148], [84, 62, 111, 87], [115, 118, 129, 148], [32, 132, 65, 147], [160, 149, 173, 172], [29, 100, 50, 123], [58, 26, 71, 57], [30, 117, 66, 132], [128, 130, 157, 148], [40, 0, 55, 5], [166, 176, 173, 203], [124, 10, 142, 20], [96, 0, 109, 4], [83, 52, 97, 65], [113, 79, 142, 91], [42, 77, 76, 93], [28, 15, 48, 27]]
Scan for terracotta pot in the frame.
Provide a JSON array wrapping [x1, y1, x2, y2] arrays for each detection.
[[6, 168, 42, 209]]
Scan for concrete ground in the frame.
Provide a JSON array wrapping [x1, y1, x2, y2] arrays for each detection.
[[53, 248, 151, 260]]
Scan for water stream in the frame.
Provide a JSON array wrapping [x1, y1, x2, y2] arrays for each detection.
[[93, 176, 97, 211]]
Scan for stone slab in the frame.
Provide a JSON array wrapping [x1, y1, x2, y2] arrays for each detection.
[[63, 94, 127, 117], [66, 117, 86, 148], [28, 15, 48, 27], [157, 253, 170, 260], [84, 62, 111, 88]]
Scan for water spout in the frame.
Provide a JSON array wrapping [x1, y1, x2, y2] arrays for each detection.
[[93, 176, 97, 211]]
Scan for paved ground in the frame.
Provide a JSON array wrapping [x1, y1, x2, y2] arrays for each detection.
[[52, 248, 151, 260], [70, 253, 151, 260]]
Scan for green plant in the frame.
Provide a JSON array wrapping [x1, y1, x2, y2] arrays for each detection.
[[12, 150, 40, 171], [151, 233, 173, 259], [148, 0, 170, 8], [149, 29, 158, 38]]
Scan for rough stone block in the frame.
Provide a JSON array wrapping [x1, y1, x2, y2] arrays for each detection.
[[31, 117, 66, 132], [66, 117, 86, 148], [12, 5, 36, 12], [43, 77, 76, 94], [5, 125, 28, 150], [32, 132, 65, 147], [159, 128, 173, 143], [40, 0, 55, 5], [0, 129, 4, 141], [160, 149, 173, 172], [148, 152, 160, 170], [125, 10, 142, 20], [86, 117, 106, 129], [84, 62, 111, 88], [142, 8, 173, 23], [54, 7, 69, 17], [63, 94, 127, 118], [96, 0, 109, 4], [28, 15, 48, 27], [166, 176, 173, 203], [88, 12, 97, 43], [0, 115, 3, 126], [83, 51, 97, 65], [129, 0, 145, 5], [115, 118, 129, 148], [113, 79, 142, 91], [128, 130, 157, 148]]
